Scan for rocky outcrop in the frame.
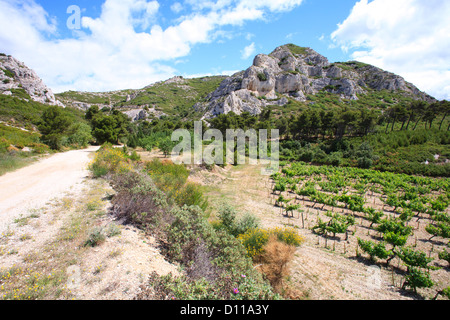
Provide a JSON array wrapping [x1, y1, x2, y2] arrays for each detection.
[[199, 44, 435, 119], [123, 109, 148, 122], [0, 54, 64, 107]]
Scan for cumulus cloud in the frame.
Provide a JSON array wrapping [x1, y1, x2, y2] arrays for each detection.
[[241, 42, 256, 60], [331, 0, 450, 100], [0, 0, 304, 92]]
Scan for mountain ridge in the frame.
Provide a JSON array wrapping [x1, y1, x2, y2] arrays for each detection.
[[195, 44, 436, 119], [1, 44, 438, 122]]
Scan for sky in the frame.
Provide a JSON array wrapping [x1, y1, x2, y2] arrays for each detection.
[[0, 0, 448, 100]]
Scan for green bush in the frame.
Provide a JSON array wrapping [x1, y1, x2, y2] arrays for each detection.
[[83, 227, 106, 247], [38, 106, 72, 150], [215, 203, 260, 237], [66, 122, 93, 148], [257, 73, 268, 82], [238, 227, 304, 259]]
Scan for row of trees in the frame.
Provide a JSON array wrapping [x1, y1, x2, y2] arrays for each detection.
[[383, 100, 450, 132], [208, 100, 449, 142]]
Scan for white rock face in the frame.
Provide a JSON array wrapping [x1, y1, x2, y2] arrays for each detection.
[[199, 44, 435, 119], [0, 54, 64, 107]]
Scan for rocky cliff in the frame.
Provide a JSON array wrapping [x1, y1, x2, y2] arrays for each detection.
[[0, 54, 64, 107], [196, 44, 435, 119]]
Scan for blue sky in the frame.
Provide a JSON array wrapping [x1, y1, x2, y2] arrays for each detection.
[[0, 0, 449, 100]]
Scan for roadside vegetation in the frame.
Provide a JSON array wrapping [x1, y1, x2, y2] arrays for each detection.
[[89, 144, 305, 299]]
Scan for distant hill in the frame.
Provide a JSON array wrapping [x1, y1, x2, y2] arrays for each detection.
[[56, 75, 227, 121]]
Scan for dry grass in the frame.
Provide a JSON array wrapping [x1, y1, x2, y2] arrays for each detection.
[[0, 180, 113, 300], [257, 236, 296, 294]]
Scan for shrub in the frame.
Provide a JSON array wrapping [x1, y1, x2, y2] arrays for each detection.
[[83, 227, 106, 247], [357, 238, 392, 263], [238, 228, 269, 258], [402, 267, 434, 293], [145, 159, 207, 209], [215, 203, 260, 237], [258, 236, 296, 293], [128, 150, 141, 161], [174, 182, 208, 211], [109, 171, 169, 229], [160, 205, 278, 300], [438, 249, 450, 266], [257, 72, 268, 82], [238, 227, 303, 259], [89, 144, 133, 177]]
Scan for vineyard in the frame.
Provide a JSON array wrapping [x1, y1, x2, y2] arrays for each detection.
[[269, 162, 450, 298]]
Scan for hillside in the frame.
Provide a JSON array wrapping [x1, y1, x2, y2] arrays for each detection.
[[56, 75, 227, 121], [55, 44, 437, 123], [0, 54, 64, 107], [196, 44, 436, 119]]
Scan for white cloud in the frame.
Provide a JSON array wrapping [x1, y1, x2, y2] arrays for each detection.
[[331, 0, 450, 100], [170, 2, 183, 14], [241, 42, 256, 60], [0, 0, 305, 93]]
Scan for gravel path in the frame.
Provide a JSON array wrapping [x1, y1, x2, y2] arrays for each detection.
[[0, 146, 99, 235]]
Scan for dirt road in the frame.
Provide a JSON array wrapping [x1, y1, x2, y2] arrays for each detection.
[[0, 146, 99, 234]]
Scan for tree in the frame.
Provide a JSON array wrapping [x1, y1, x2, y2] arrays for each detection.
[[411, 101, 428, 130], [38, 106, 72, 150], [85, 105, 100, 120], [356, 142, 375, 169], [90, 110, 130, 145], [159, 137, 175, 158], [438, 100, 450, 130], [66, 122, 93, 147], [91, 114, 120, 145], [357, 109, 378, 135], [423, 102, 439, 129]]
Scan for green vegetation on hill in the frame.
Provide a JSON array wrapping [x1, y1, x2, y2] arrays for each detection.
[[56, 90, 133, 106], [123, 76, 226, 118], [57, 76, 227, 120], [284, 44, 308, 56], [205, 98, 449, 177]]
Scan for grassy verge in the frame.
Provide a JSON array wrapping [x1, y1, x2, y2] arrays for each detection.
[[0, 152, 44, 176], [0, 179, 115, 300]]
